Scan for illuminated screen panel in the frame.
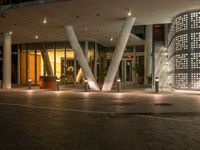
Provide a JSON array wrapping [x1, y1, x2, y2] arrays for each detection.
[[168, 10, 200, 90]]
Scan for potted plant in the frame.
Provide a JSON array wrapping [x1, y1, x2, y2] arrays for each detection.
[[133, 64, 144, 84], [146, 75, 152, 87]]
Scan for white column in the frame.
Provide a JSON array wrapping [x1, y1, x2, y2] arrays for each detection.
[[94, 42, 98, 79], [3, 32, 12, 89], [64, 26, 100, 90], [73, 56, 77, 84], [17, 46, 21, 85], [124, 60, 127, 82], [102, 17, 135, 91], [132, 46, 136, 84], [40, 43, 53, 76], [164, 24, 169, 47], [85, 41, 88, 60], [145, 25, 153, 77]]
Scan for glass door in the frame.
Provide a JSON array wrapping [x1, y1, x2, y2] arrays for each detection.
[[119, 59, 133, 83]]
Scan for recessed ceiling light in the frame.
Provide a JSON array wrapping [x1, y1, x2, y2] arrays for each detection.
[[110, 37, 113, 41], [127, 10, 132, 16], [35, 35, 39, 39], [43, 17, 47, 24]]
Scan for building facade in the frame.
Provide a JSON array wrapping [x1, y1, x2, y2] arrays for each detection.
[[0, 41, 145, 86]]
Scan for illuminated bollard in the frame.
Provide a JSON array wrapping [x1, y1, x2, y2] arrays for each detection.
[[155, 77, 159, 93], [117, 78, 121, 92], [28, 78, 32, 90], [56, 79, 60, 91], [85, 79, 89, 92]]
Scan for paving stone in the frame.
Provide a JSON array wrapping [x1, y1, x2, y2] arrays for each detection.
[[0, 89, 200, 149]]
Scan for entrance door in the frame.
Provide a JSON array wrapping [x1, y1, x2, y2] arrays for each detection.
[[119, 59, 133, 83]]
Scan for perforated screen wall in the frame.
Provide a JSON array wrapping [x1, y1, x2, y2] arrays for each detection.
[[168, 10, 200, 90]]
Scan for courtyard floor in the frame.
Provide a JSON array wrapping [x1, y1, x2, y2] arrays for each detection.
[[0, 86, 200, 150]]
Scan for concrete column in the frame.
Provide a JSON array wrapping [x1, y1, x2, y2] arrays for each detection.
[[54, 42, 56, 76], [85, 41, 88, 60], [164, 24, 169, 47], [94, 42, 98, 79], [132, 46, 136, 84], [102, 17, 135, 91], [76, 68, 83, 83], [123, 60, 127, 82], [17, 45, 21, 85], [121, 61, 124, 81], [40, 44, 53, 76], [3, 32, 12, 89], [73, 55, 77, 84], [145, 25, 153, 77], [64, 26, 100, 90]]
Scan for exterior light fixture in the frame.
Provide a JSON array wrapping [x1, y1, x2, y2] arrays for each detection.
[[84, 78, 89, 92], [43, 17, 47, 24], [127, 10, 132, 16], [56, 78, 60, 91], [117, 78, 121, 92], [155, 77, 159, 93], [28, 78, 32, 89], [35, 35, 39, 39]]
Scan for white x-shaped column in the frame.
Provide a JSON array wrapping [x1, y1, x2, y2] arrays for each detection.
[[64, 26, 100, 91], [64, 16, 135, 91], [102, 17, 136, 91]]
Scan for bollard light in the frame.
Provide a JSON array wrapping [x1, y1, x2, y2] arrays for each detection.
[[155, 77, 159, 93], [28, 78, 32, 89], [117, 78, 121, 92], [84, 79, 89, 92], [56, 78, 60, 91]]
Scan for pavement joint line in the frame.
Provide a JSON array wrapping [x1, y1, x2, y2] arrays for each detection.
[[0, 102, 114, 115], [0, 102, 197, 122], [134, 114, 193, 122]]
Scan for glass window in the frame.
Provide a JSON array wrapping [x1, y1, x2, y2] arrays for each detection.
[[56, 42, 65, 83], [36, 43, 44, 83], [20, 44, 27, 84], [88, 42, 95, 73], [66, 48, 75, 83], [46, 42, 55, 77]]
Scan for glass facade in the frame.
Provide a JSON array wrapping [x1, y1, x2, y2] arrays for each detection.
[[0, 40, 145, 86], [18, 41, 95, 85]]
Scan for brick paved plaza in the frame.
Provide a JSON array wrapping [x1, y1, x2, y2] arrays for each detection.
[[0, 87, 200, 150]]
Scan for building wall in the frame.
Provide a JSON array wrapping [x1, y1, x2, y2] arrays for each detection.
[[168, 10, 200, 90]]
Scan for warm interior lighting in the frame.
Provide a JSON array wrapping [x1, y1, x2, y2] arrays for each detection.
[[43, 17, 47, 24], [20, 47, 95, 85], [35, 35, 39, 39], [9, 31, 12, 35]]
